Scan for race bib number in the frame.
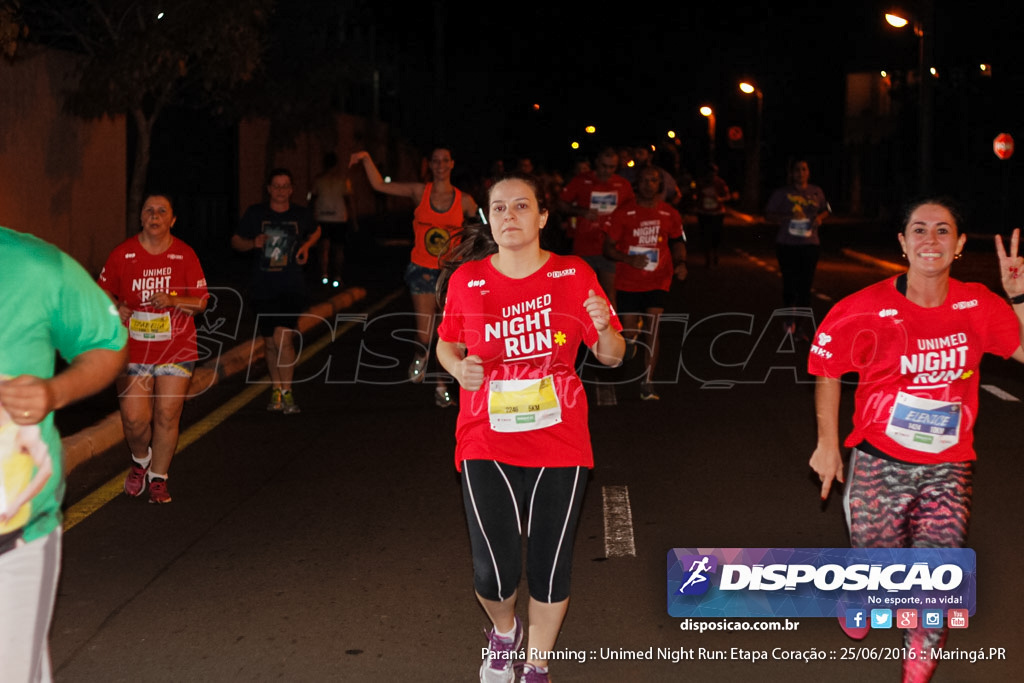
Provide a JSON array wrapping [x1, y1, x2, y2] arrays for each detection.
[[885, 391, 961, 454], [787, 218, 811, 238], [488, 376, 562, 433], [628, 245, 659, 271], [129, 310, 172, 342]]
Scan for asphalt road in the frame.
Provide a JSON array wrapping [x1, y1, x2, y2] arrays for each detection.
[[49, 219, 1024, 682]]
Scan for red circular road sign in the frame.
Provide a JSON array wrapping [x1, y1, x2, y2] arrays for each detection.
[[994, 133, 1014, 160], [728, 126, 744, 142]]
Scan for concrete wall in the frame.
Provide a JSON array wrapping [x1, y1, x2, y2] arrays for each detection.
[[0, 48, 126, 275]]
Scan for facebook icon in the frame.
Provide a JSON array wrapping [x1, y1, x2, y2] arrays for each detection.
[[845, 608, 868, 630]]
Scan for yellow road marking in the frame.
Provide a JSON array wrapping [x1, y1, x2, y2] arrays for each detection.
[[63, 289, 405, 530]]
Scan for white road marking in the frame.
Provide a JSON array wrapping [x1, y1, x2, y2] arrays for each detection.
[[981, 384, 1020, 402], [602, 485, 636, 557]]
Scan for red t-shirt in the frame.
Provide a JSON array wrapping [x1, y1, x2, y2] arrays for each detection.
[[438, 253, 621, 470], [807, 277, 1020, 464], [603, 200, 685, 292], [99, 236, 208, 365], [559, 172, 635, 256], [411, 183, 465, 269]]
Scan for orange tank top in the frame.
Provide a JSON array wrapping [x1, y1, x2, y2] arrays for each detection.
[[411, 183, 464, 269]]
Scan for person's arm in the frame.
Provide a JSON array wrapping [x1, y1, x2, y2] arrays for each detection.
[[584, 289, 625, 367], [296, 225, 322, 265], [146, 292, 208, 316], [603, 235, 646, 269], [437, 340, 484, 391], [349, 151, 424, 201], [0, 346, 128, 426], [995, 228, 1024, 362], [460, 192, 479, 221], [809, 375, 845, 500], [671, 238, 688, 281]]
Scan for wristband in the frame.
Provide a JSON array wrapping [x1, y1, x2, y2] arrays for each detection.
[[1010, 293, 1024, 305]]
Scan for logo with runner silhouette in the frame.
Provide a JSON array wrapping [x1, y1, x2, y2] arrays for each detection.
[[677, 554, 718, 595]]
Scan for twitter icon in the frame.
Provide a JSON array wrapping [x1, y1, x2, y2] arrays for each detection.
[[870, 609, 893, 629]]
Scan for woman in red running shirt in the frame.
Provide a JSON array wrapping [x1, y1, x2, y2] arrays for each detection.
[[436, 174, 624, 683], [99, 193, 208, 504], [808, 197, 1024, 682]]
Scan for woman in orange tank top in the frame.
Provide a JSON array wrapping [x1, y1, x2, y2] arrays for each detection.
[[350, 147, 478, 407]]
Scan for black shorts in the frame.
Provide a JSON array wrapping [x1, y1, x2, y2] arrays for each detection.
[[615, 289, 668, 313], [252, 289, 307, 337]]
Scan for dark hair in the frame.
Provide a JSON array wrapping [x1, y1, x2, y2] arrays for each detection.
[[266, 167, 293, 185], [142, 192, 175, 214], [899, 196, 965, 235], [322, 152, 339, 169], [435, 172, 547, 307]]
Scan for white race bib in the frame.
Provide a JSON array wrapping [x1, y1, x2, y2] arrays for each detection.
[[787, 218, 811, 238], [488, 376, 562, 433], [628, 245, 659, 271], [129, 310, 172, 342], [885, 391, 961, 454]]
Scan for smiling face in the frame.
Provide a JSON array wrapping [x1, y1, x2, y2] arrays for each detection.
[[429, 148, 454, 182], [898, 203, 966, 276], [488, 178, 548, 252], [140, 195, 176, 238]]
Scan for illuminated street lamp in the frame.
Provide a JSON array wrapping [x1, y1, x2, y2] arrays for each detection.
[[739, 81, 763, 211], [886, 5, 933, 193], [700, 106, 716, 161]]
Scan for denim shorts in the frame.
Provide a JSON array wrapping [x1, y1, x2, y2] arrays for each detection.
[[404, 262, 441, 295], [126, 361, 195, 378]]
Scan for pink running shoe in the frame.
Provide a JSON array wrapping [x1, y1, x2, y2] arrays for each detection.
[[124, 462, 148, 497], [148, 478, 172, 504]]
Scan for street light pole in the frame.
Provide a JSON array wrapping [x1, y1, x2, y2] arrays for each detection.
[[739, 82, 763, 212], [916, 12, 933, 194], [700, 106, 716, 163], [886, 3, 933, 194]]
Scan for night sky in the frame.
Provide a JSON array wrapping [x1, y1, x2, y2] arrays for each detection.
[[371, 0, 1024, 203]]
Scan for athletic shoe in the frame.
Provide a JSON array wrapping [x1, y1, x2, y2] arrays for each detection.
[[148, 477, 172, 504], [640, 383, 660, 401], [408, 355, 426, 384], [267, 388, 284, 412], [124, 462, 148, 497], [282, 390, 301, 415], [520, 664, 550, 683], [480, 617, 523, 683], [435, 386, 456, 408]]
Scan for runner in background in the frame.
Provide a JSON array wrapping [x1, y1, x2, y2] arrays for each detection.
[[808, 197, 1024, 683], [436, 173, 624, 683], [603, 165, 688, 400], [350, 147, 478, 407], [100, 193, 209, 504]]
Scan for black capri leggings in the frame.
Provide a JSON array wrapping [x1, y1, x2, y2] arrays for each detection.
[[461, 460, 587, 603]]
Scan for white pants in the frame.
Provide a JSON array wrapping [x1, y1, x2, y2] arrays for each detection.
[[0, 528, 61, 683]]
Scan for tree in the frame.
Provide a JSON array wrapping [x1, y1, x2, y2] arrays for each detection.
[[14, 0, 274, 235]]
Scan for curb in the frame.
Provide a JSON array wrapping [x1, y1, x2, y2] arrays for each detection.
[[60, 286, 368, 475]]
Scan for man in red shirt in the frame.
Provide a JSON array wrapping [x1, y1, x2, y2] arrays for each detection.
[[603, 166, 687, 400], [558, 147, 635, 304]]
